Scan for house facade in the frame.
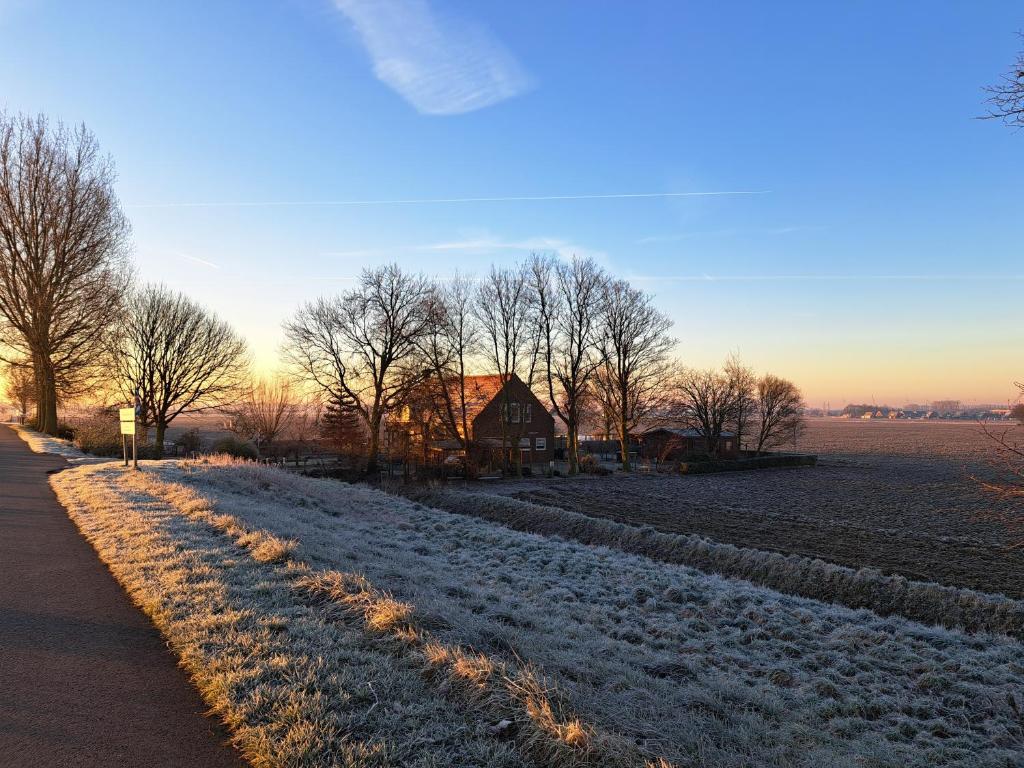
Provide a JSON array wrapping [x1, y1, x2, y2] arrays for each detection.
[[391, 373, 555, 469], [464, 374, 555, 466]]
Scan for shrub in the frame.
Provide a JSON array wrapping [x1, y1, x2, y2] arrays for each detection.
[[210, 436, 257, 459], [71, 410, 122, 456], [175, 428, 202, 455]]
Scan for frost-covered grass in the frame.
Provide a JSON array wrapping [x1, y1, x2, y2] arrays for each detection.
[[405, 488, 1024, 639], [13, 424, 92, 460], [51, 461, 663, 768], [64, 457, 1024, 768]]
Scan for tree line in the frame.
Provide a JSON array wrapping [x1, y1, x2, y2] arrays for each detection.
[[283, 258, 805, 474], [0, 112, 803, 471]]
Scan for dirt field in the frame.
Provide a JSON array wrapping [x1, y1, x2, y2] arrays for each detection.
[[472, 419, 1024, 598]]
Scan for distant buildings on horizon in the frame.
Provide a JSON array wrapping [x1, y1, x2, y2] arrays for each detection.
[[803, 400, 1016, 421]]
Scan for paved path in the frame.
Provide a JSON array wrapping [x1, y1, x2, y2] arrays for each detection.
[[0, 425, 245, 768]]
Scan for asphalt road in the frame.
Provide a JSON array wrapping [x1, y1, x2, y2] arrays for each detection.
[[0, 425, 245, 767]]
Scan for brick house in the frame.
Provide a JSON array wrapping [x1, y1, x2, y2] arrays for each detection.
[[637, 427, 740, 460], [458, 374, 555, 467], [392, 373, 555, 468]]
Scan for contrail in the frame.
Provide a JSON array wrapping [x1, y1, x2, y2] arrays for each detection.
[[126, 190, 769, 209], [628, 273, 1024, 282]]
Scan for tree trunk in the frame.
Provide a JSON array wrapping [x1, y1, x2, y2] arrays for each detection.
[[366, 413, 381, 475], [619, 413, 631, 471], [38, 360, 59, 435], [154, 422, 167, 459], [566, 412, 579, 475]]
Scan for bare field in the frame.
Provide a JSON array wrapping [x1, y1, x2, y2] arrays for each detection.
[[795, 417, 1021, 461], [473, 419, 1024, 598]]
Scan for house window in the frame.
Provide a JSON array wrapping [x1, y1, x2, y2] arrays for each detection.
[[524, 404, 532, 423], [535, 437, 546, 451], [506, 403, 521, 423], [724, 440, 732, 452]]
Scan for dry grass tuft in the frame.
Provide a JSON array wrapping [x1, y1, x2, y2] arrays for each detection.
[[294, 570, 656, 768]]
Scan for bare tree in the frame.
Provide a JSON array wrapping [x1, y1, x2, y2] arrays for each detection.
[[2, 359, 34, 421], [531, 253, 607, 474], [1010, 401, 1024, 425], [597, 278, 675, 470], [754, 374, 805, 454], [228, 377, 295, 457], [724, 354, 757, 452], [415, 274, 481, 455], [475, 263, 539, 387], [675, 367, 742, 457], [983, 34, 1024, 128], [475, 263, 541, 471], [283, 264, 430, 474], [112, 284, 249, 457], [0, 113, 131, 434]]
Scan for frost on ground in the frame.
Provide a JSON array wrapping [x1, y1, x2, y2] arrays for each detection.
[[55, 458, 1024, 768], [51, 461, 664, 768], [13, 424, 92, 460]]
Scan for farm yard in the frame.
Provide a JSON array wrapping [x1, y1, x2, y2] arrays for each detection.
[[49, 452, 1024, 768], [459, 419, 1024, 599]]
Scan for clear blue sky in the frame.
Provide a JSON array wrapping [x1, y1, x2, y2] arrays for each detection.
[[2, 1, 1022, 405]]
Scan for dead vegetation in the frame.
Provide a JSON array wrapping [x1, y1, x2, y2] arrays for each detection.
[[54, 461, 671, 768], [46, 457, 1024, 766], [405, 487, 1024, 639]]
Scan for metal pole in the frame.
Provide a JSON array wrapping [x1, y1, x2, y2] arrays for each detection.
[[123, 434, 128, 467], [133, 431, 138, 470]]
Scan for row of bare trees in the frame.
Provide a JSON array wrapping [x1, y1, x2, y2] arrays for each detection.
[[0, 113, 252, 449], [675, 357, 805, 456], [282, 258, 677, 473], [1, 112, 803, 468], [281, 258, 804, 474]]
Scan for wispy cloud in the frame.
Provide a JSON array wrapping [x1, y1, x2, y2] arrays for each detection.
[[128, 190, 768, 210], [627, 273, 1024, 282], [179, 253, 221, 270], [322, 234, 606, 262], [333, 0, 530, 115]]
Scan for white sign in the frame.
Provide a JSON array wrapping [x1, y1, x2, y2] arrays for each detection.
[[119, 407, 136, 435]]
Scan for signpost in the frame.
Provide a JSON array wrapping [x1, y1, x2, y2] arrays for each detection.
[[119, 407, 137, 470]]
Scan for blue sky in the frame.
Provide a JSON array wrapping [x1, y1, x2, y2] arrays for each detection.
[[2, 1, 1022, 405]]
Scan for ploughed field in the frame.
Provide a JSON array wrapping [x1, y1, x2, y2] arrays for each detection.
[[482, 419, 1024, 598]]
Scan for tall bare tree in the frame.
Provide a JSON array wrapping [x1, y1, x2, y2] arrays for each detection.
[[724, 354, 757, 452], [597, 278, 674, 470], [531, 253, 607, 474], [675, 367, 742, 457], [415, 274, 480, 453], [753, 373, 805, 454], [983, 34, 1024, 128], [228, 376, 295, 457], [0, 113, 131, 434], [112, 284, 248, 457], [475, 263, 541, 471], [475, 263, 539, 388], [283, 264, 429, 474]]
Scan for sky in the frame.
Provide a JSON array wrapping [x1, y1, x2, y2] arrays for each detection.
[[2, 0, 1022, 407]]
